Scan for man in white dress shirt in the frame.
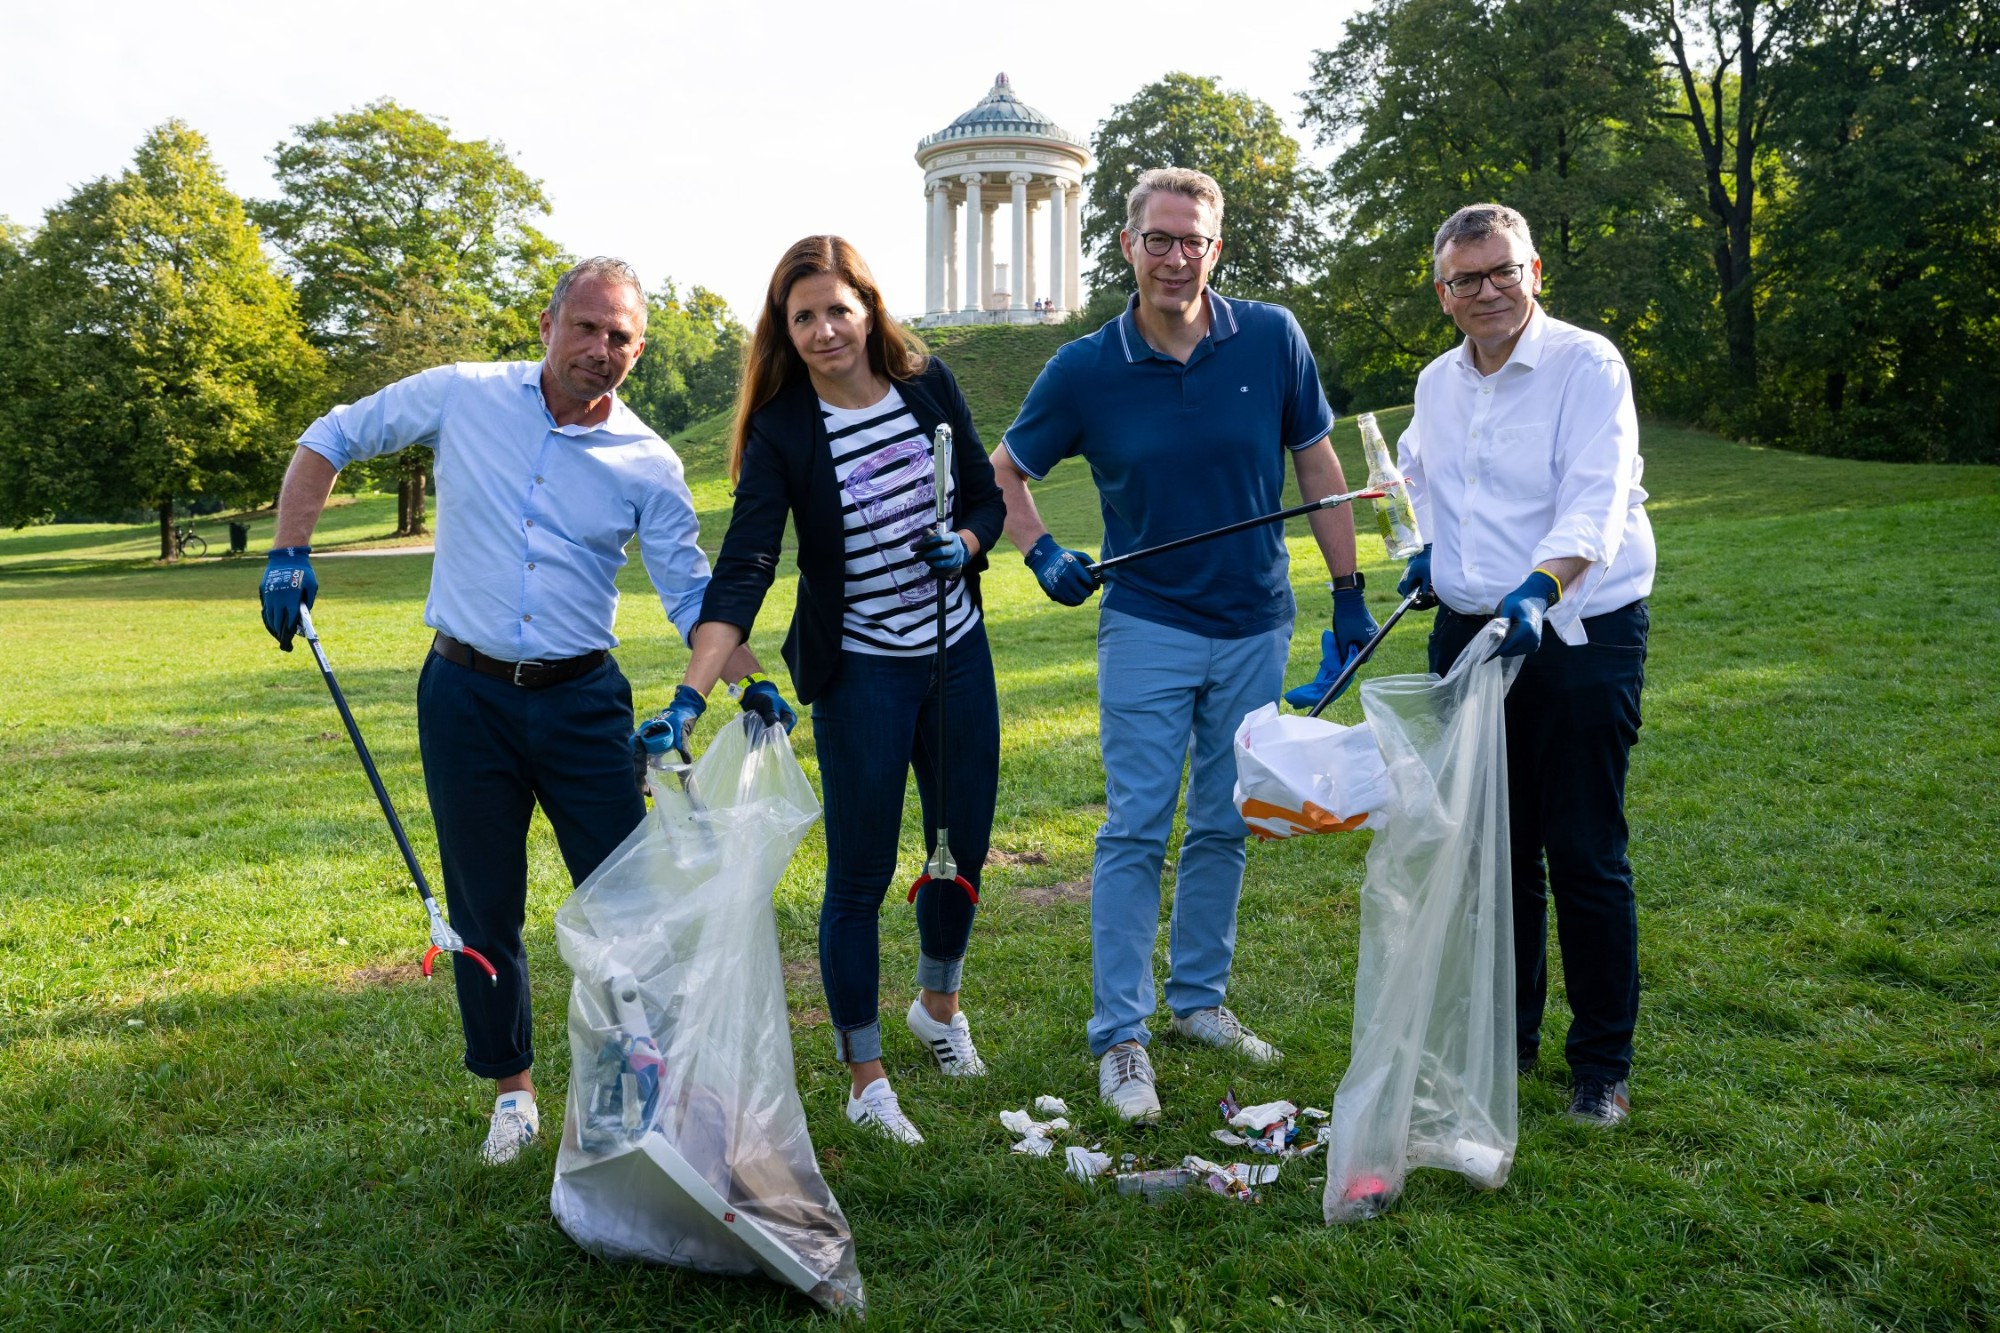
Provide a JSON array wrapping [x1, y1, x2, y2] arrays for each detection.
[[1395, 204, 1655, 1128], [258, 258, 770, 1163]]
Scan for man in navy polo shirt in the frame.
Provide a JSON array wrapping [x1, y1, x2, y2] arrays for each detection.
[[990, 167, 1379, 1121]]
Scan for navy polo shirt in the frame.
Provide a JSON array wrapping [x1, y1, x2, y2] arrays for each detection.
[[1003, 292, 1334, 639]]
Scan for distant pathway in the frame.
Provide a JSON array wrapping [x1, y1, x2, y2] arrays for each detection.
[[319, 545, 435, 557]]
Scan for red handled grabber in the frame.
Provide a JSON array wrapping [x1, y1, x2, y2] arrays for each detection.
[[296, 605, 497, 985], [907, 423, 978, 908]]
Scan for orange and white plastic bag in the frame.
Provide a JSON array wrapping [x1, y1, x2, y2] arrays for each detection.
[[1232, 702, 1394, 839]]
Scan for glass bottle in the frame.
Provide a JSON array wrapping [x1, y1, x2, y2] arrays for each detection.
[[1357, 412, 1423, 560]]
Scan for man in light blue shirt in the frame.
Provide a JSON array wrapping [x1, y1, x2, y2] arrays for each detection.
[[259, 258, 770, 1164]]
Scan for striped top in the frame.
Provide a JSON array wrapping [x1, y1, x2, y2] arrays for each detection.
[[823, 386, 979, 656]]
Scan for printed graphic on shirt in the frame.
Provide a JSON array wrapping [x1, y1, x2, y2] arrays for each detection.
[[824, 387, 979, 656]]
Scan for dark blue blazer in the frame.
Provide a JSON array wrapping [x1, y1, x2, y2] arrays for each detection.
[[698, 357, 1007, 704]]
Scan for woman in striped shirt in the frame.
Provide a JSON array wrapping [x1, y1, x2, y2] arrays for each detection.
[[679, 236, 1007, 1145]]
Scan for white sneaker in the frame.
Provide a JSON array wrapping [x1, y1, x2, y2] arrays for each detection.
[[905, 998, 989, 1077], [481, 1090, 540, 1165], [1171, 1005, 1282, 1064], [1098, 1042, 1162, 1123], [846, 1077, 924, 1145]]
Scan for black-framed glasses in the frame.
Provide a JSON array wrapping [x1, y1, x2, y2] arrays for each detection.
[[1441, 263, 1527, 298], [1136, 230, 1218, 258]]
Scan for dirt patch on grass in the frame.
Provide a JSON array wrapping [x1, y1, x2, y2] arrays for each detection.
[[170, 726, 208, 738], [987, 848, 1050, 867], [1014, 878, 1092, 908], [345, 962, 424, 989], [783, 959, 820, 986]]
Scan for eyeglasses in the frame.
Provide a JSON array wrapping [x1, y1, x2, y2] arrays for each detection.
[[1136, 230, 1218, 258], [1441, 263, 1527, 298]]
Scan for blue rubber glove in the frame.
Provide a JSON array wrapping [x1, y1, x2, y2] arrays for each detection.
[[1283, 576, 1381, 709], [636, 685, 708, 762], [738, 677, 798, 734], [259, 546, 317, 651], [1396, 543, 1438, 610], [1025, 533, 1099, 607], [1495, 570, 1561, 658], [911, 530, 968, 575]]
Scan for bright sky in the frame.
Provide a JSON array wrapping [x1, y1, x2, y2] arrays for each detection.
[[3, 0, 1364, 323]]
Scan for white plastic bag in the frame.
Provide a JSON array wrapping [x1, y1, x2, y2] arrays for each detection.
[[1233, 702, 1393, 839], [549, 714, 865, 1315], [1325, 620, 1520, 1223]]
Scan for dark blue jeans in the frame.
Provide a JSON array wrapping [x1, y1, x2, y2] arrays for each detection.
[[810, 620, 1000, 1064], [416, 652, 645, 1079], [1431, 600, 1648, 1083]]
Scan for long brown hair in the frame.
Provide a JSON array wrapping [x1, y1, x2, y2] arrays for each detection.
[[729, 235, 927, 483]]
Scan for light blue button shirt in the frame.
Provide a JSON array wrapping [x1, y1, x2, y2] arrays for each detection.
[[298, 360, 709, 661]]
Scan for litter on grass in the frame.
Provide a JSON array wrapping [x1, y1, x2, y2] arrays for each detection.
[[1001, 1105, 1073, 1157], [1035, 1095, 1069, 1116]]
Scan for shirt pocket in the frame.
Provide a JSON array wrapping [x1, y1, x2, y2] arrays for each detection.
[[1480, 422, 1556, 500]]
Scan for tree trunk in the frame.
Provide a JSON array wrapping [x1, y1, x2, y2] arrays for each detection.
[[396, 478, 413, 536], [158, 500, 176, 562], [408, 471, 427, 537]]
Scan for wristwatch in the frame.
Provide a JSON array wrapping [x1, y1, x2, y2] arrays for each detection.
[[1331, 571, 1365, 592]]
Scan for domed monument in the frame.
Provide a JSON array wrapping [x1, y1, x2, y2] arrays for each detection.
[[915, 74, 1091, 326]]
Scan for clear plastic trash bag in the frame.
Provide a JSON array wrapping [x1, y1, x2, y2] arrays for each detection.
[[550, 713, 866, 1315], [1233, 703, 1393, 839], [1325, 620, 1521, 1224]]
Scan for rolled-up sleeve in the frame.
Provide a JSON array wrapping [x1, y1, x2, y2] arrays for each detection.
[[1533, 354, 1640, 571], [1398, 416, 1431, 541], [634, 454, 711, 645], [298, 364, 456, 470]]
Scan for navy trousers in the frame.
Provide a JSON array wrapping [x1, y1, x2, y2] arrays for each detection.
[[809, 620, 1000, 1065], [1430, 600, 1648, 1082], [416, 651, 645, 1079]]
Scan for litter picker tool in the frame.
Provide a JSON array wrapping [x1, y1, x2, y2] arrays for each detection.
[[907, 424, 978, 907], [1305, 586, 1433, 719], [1086, 486, 1385, 580], [295, 605, 497, 984]]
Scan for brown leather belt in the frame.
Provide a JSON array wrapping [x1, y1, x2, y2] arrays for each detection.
[[431, 633, 608, 689]]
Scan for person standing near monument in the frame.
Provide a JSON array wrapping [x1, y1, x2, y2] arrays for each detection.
[[1397, 203, 1654, 1126], [257, 257, 778, 1164], [989, 168, 1379, 1122]]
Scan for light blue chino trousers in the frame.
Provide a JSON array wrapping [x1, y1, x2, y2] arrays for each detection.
[[1088, 608, 1291, 1055]]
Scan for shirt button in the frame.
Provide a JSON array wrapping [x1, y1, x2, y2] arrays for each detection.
[[527, 562, 536, 570], [525, 519, 535, 527], [523, 614, 533, 623], [535, 476, 544, 484]]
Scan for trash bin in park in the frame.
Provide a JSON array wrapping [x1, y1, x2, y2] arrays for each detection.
[[228, 522, 249, 554]]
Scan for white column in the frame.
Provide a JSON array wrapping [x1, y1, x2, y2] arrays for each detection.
[[1009, 172, 1030, 313], [961, 175, 983, 313], [1065, 183, 1082, 310], [980, 201, 996, 310], [925, 184, 942, 316], [944, 197, 959, 313], [1047, 179, 1067, 313], [1025, 198, 1039, 312]]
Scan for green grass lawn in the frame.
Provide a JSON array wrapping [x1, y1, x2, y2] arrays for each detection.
[[2, 392, 1997, 1330]]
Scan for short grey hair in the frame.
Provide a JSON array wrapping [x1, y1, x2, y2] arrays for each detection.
[[549, 256, 646, 326], [1124, 167, 1226, 236], [1432, 205, 1537, 280]]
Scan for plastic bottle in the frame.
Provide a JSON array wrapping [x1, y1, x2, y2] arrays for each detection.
[[1357, 412, 1424, 560]]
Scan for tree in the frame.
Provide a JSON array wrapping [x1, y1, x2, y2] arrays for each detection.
[[1300, 0, 1711, 410], [252, 99, 563, 355], [615, 283, 746, 439], [1757, 0, 2000, 461], [1082, 73, 1325, 306], [0, 122, 323, 556]]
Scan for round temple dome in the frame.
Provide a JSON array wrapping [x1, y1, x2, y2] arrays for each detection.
[[917, 72, 1088, 152]]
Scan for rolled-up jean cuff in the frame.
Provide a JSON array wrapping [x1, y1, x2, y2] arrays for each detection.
[[832, 1020, 883, 1065], [917, 952, 965, 994]]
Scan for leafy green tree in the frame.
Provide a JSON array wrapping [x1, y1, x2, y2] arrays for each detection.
[[616, 283, 746, 439], [252, 99, 563, 355], [1758, 0, 2000, 461], [1301, 0, 1711, 410], [1082, 73, 1325, 305], [0, 123, 323, 556]]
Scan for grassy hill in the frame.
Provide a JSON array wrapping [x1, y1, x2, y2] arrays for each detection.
[[2, 340, 1997, 1328]]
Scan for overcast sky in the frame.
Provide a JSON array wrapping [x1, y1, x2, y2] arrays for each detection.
[[2, 0, 1367, 323]]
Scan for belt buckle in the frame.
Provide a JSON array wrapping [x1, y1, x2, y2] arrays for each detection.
[[512, 659, 547, 687]]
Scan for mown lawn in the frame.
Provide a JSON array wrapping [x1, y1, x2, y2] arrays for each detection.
[[1, 409, 1996, 1331]]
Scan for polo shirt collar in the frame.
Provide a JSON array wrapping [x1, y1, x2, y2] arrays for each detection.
[[1115, 289, 1239, 363]]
